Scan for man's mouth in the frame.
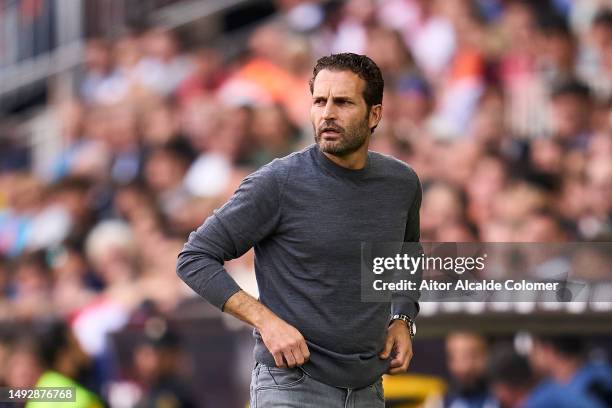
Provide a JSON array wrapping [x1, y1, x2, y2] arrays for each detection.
[[320, 127, 342, 138]]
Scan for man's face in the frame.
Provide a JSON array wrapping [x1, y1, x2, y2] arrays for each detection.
[[310, 69, 381, 156], [492, 383, 520, 408], [446, 333, 488, 392], [529, 340, 554, 376], [550, 94, 588, 139]]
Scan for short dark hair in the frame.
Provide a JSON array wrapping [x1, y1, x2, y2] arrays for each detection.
[[309, 53, 384, 108], [539, 16, 572, 40], [487, 346, 533, 389], [593, 9, 612, 30], [551, 79, 591, 101], [536, 335, 586, 358]]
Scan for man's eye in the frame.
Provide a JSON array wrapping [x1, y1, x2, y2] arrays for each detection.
[[314, 99, 325, 105]]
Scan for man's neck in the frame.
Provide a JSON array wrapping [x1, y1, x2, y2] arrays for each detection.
[[514, 390, 529, 408], [322, 143, 369, 170]]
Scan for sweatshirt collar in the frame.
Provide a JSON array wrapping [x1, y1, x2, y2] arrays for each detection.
[[313, 144, 371, 179]]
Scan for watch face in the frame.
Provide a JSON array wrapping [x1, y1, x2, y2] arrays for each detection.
[[412, 322, 417, 337]]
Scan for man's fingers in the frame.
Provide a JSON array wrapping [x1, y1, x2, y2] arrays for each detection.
[[388, 366, 407, 375], [261, 320, 309, 368], [299, 340, 310, 363], [388, 360, 408, 374], [272, 352, 286, 368], [291, 338, 310, 366], [284, 348, 297, 368], [379, 336, 394, 359], [389, 356, 402, 368], [388, 350, 413, 374], [390, 345, 406, 367], [291, 348, 305, 366]]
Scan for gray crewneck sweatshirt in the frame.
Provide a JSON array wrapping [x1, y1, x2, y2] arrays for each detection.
[[177, 144, 421, 389]]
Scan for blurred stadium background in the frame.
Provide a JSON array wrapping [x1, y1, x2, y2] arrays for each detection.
[[1, 0, 611, 407]]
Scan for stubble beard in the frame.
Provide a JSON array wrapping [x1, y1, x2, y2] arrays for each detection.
[[314, 119, 371, 157]]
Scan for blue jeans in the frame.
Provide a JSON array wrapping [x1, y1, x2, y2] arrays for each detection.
[[250, 363, 385, 408]]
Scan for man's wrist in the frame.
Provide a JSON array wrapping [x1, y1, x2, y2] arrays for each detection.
[[390, 319, 409, 329], [252, 307, 276, 331], [390, 314, 416, 338]]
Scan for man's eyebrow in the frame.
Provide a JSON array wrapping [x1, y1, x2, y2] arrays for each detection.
[[312, 95, 354, 101]]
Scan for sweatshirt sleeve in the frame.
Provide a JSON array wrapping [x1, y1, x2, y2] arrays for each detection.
[[176, 162, 285, 310], [391, 174, 422, 320]]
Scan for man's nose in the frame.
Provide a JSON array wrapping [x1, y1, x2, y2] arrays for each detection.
[[322, 100, 337, 120]]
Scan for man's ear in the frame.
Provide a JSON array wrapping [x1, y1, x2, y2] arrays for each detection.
[[369, 104, 383, 131]]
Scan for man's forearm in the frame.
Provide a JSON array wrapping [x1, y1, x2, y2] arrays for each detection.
[[223, 290, 276, 330]]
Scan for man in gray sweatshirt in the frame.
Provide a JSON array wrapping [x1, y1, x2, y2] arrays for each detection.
[[177, 53, 421, 407]]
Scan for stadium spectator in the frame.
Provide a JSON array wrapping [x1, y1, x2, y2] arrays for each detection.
[[530, 335, 612, 407], [444, 331, 497, 408], [488, 345, 604, 408], [28, 322, 104, 408], [2, 338, 44, 390], [131, 321, 196, 408]]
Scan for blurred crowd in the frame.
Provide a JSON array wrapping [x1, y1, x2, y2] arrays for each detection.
[[437, 331, 612, 408], [0, 318, 196, 408], [1, 0, 612, 406]]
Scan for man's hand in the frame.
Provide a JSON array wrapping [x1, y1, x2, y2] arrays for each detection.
[[379, 320, 413, 374], [223, 291, 310, 369], [258, 315, 311, 368]]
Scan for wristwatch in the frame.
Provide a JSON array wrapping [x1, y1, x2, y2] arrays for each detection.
[[390, 314, 416, 339]]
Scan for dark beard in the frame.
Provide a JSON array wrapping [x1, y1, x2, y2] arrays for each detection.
[[313, 119, 370, 157], [453, 377, 489, 396]]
